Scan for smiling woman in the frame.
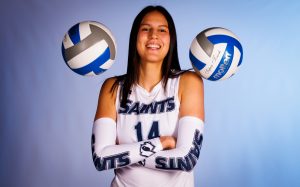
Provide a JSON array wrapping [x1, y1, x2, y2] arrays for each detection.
[[137, 11, 170, 67], [91, 5, 205, 187]]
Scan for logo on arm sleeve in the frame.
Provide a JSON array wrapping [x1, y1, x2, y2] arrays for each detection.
[[140, 141, 156, 157]]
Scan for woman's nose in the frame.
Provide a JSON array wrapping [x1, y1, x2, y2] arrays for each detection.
[[150, 30, 158, 39]]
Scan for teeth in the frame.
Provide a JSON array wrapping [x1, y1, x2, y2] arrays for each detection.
[[146, 44, 160, 49]]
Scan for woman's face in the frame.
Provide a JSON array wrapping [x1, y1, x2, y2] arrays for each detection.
[[136, 11, 170, 64]]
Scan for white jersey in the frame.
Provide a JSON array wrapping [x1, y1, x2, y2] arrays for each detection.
[[111, 76, 195, 187]]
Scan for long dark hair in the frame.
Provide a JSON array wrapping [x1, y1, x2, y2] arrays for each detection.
[[113, 5, 181, 107]]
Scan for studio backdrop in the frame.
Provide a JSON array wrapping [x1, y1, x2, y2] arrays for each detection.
[[1, 0, 299, 187]]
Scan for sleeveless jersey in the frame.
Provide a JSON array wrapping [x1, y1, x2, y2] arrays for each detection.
[[111, 76, 195, 187]]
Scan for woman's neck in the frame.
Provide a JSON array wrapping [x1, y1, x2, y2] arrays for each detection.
[[138, 61, 162, 92]]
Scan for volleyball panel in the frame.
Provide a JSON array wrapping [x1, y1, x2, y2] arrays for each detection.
[[189, 27, 243, 81], [61, 21, 116, 76]]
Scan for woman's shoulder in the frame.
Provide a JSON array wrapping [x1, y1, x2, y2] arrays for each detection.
[[101, 77, 117, 92], [178, 70, 204, 98], [96, 75, 125, 120], [103, 76, 118, 85], [101, 74, 126, 92], [180, 70, 203, 86], [178, 71, 204, 119]]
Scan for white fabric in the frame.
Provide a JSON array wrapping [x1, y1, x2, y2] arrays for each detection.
[[92, 118, 163, 171], [144, 116, 204, 171], [111, 76, 204, 187]]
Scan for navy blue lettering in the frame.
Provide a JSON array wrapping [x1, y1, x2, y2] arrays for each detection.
[[188, 152, 196, 167], [118, 152, 131, 167], [189, 138, 201, 159], [156, 157, 168, 168], [169, 157, 177, 169], [139, 104, 148, 113], [118, 97, 175, 115], [128, 102, 140, 115], [166, 97, 175, 112], [135, 121, 160, 141], [134, 122, 143, 142], [156, 101, 165, 113], [149, 102, 158, 114], [106, 156, 117, 169], [93, 152, 130, 171], [154, 129, 203, 171], [118, 100, 132, 114], [148, 121, 160, 139], [91, 134, 130, 171], [194, 130, 203, 146], [177, 156, 192, 171]]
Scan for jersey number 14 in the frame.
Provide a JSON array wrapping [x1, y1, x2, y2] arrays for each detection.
[[134, 121, 160, 142]]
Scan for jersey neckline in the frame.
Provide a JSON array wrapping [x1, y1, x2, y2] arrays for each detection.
[[136, 80, 162, 97]]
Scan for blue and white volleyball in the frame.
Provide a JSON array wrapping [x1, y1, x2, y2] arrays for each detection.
[[61, 21, 116, 76], [189, 27, 243, 81]]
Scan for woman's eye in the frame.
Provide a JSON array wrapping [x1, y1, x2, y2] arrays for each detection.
[[159, 28, 169, 33], [141, 27, 150, 31]]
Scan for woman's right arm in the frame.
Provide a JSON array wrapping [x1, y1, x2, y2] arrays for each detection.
[[91, 78, 164, 171]]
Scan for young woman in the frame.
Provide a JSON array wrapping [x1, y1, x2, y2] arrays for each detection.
[[92, 5, 205, 187]]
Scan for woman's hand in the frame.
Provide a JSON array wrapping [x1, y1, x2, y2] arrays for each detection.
[[159, 136, 177, 150]]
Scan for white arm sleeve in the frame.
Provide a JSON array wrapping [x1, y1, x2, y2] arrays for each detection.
[[91, 117, 163, 171], [143, 116, 204, 172]]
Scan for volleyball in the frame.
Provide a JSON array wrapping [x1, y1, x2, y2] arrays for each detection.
[[189, 27, 243, 81], [61, 21, 116, 76]]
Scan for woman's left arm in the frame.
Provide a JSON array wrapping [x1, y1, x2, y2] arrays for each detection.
[[143, 71, 205, 171]]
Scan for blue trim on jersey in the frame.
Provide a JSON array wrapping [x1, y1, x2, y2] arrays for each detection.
[[208, 34, 243, 66], [189, 50, 206, 71], [208, 44, 234, 81], [72, 47, 110, 75], [68, 23, 81, 45]]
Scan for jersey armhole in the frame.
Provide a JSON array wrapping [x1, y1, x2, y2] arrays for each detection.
[[115, 83, 121, 112], [174, 75, 181, 108]]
